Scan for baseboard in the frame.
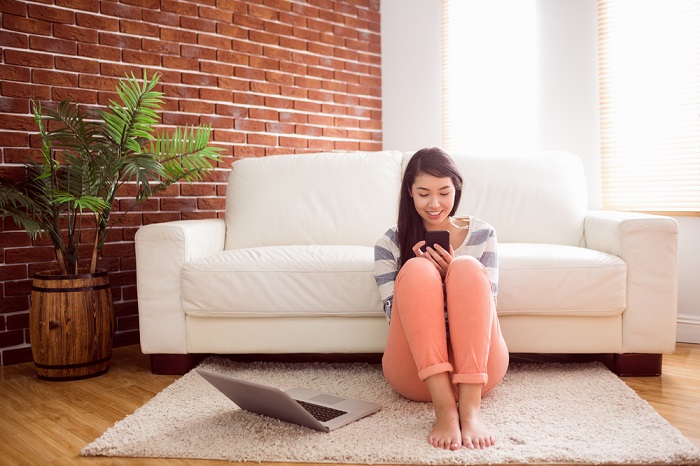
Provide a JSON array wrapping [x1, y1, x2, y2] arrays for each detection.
[[676, 313, 700, 344]]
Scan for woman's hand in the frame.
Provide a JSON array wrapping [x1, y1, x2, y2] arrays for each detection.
[[412, 241, 455, 278]]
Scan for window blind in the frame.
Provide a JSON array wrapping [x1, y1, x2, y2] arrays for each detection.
[[598, 0, 700, 213]]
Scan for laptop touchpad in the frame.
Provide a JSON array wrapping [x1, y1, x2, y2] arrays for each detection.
[[310, 394, 345, 405]]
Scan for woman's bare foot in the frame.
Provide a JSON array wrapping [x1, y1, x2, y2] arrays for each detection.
[[428, 403, 462, 450], [425, 373, 463, 450], [458, 384, 495, 449]]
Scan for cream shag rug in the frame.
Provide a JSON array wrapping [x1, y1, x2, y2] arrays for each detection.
[[82, 358, 700, 464]]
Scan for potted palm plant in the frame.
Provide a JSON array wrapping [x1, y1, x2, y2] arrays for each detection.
[[0, 72, 223, 380]]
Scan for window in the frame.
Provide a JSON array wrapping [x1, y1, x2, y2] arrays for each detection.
[[441, 0, 539, 154], [598, 0, 700, 213]]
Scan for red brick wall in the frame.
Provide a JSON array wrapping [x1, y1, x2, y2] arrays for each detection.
[[0, 0, 382, 365]]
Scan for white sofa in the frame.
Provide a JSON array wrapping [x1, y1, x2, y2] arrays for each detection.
[[135, 150, 678, 375]]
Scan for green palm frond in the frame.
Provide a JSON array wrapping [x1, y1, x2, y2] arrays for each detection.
[[0, 71, 222, 274]]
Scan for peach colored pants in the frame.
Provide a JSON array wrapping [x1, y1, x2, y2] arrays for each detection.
[[382, 256, 509, 402]]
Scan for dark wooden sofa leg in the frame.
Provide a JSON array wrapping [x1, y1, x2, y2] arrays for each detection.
[[150, 354, 205, 375], [612, 353, 662, 376]]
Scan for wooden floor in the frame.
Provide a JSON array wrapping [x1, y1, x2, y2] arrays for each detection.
[[1, 343, 699, 465]]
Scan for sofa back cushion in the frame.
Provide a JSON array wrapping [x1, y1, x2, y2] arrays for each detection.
[[402, 151, 588, 246], [225, 151, 403, 249]]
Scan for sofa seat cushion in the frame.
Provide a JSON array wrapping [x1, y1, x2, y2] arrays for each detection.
[[498, 243, 626, 317], [181, 245, 383, 318]]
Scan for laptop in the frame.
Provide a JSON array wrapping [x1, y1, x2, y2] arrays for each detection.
[[196, 368, 382, 432]]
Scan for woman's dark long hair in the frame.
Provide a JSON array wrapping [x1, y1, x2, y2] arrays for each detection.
[[397, 148, 463, 267]]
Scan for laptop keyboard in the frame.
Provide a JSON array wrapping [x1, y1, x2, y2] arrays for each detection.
[[295, 400, 347, 422]]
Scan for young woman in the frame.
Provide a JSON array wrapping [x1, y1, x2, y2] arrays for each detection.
[[374, 147, 509, 451]]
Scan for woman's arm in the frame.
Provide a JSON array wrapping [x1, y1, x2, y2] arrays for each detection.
[[374, 228, 400, 320]]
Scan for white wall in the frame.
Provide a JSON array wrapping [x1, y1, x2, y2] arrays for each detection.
[[381, 0, 700, 344]]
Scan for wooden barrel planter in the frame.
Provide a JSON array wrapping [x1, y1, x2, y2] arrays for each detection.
[[29, 270, 114, 381]]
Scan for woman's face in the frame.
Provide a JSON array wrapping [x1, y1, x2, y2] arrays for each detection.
[[410, 173, 456, 230]]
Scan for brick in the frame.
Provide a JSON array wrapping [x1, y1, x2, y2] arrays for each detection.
[[213, 129, 245, 143], [31, 69, 78, 87], [120, 19, 159, 37], [55, 0, 99, 12], [161, 0, 197, 16], [234, 66, 265, 81], [181, 44, 216, 60], [0, 330, 25, 348], [2, 14, 52, 36], [199, 5, 233, 22], [76, 12, 119, 31], [160, 198, 197, 212], [29, 36, 76, 55], [215, 77, 246, 93], [163, 56, 199, 71], [52, 87, 97, 104], [0, 94, 29, 113], [29, 6, 72, 25], [180, 16, 217, 33], [266, 122, 293, 133], [163, 84, 199, 99], [335, 140, 359, 151], [200, 61, 234, 76], [99, 62, 141, 78], [216, 104, 247, 118], [182, 72, 217, 87], [199, 88, 234, 103], [0, 296, 28, 314], [294, 100, 321, 113], [100, 31, 140, 50], [279, 136, 307, 148], [0, 1, 27, 16], [249, 30, 278, 45], [247, 133, 277, 146], [308, 138, 334, 151], [100, 1, 141, 20], [217, 23, 247, 40], [4, 50, 52, 69], [279, 111, 306, 123], [181, 184, 217, 196], [0, 30, 27, 48], [279, 11, 306, 27], [279, 36, 306, 51], [217, 50, 248, 66], [308, 67, 334, 80], [0, 114, 35, 132], [296, 124, 322, 137], [6, 312, 29, 331], [1, 82, 51, 100], [142, 9, 179, 26], [180, 100, 214, 114], [122, 49, 161, 66], [162, 112, 200, 126], [232, 40, 263, 58], [142, 38, 179, 55], [249, 108, 278, 120], [198, 33, 231, 50], [78, 43, 121, 61], [160, 27, 196, 44], [143, 212, 181, 224], [53, 24, 98, 43], [78, 73, 118, 91]]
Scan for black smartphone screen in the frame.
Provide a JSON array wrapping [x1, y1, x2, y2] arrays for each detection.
[[425, 230, 450, 252]]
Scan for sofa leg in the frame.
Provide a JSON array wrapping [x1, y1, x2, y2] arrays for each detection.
[[150, 354, 204, 375], [612, 353, 662, 376]]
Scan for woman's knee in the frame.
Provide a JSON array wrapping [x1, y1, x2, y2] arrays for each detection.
[[446, 256, 489, 284], [396, 257, 441, 286]]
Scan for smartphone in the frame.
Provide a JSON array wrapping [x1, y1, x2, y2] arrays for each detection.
[[425, 230, 450, 253]]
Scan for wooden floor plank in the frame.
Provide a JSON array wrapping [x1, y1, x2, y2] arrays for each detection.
[[0, 343, 698, 465]]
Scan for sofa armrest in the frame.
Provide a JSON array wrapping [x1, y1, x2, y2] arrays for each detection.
[[584, 210, 678, 354], [135, 219, 226, 354]]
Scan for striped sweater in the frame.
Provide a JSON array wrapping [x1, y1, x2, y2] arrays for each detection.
[[373, 216, 499, 321]]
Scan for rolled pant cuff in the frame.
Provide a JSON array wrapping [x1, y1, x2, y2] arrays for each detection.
[[417, 362, 454, 381], [453, 373, 488, 385]]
